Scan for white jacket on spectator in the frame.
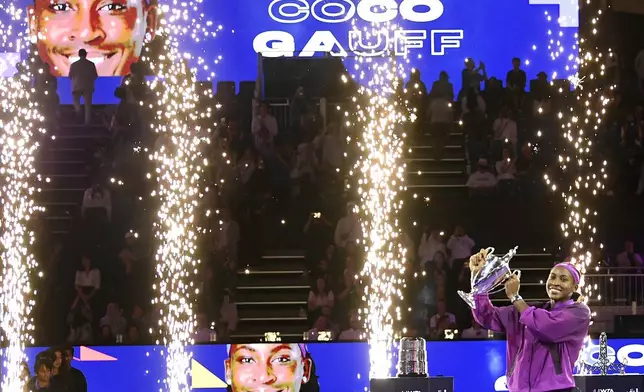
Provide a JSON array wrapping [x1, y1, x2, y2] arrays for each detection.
[[251, 114, 278, 151], [418, 233, 446, 264], [493, 117, 518, 148], [82, 187, 112, 221], [334, 214, 362, 248], [466, 171, 497, 189], [495, 159, 517, 180], [446, 235, 475, 261]]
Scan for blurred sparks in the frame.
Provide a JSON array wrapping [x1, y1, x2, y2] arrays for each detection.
[[0, 3, 42, 392], [145, 3, 213, 392], [345, 12, 410, 379], [541, 1, 609, 309]]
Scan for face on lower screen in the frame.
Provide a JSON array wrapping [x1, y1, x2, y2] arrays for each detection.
[[29, 0, 158, 76], [225, 343, 312, 392]]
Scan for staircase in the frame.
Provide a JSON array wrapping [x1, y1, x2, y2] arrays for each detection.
[[37, 107, 111, 241], [406, 128, 468, 199], [233, 250, 310, 340]]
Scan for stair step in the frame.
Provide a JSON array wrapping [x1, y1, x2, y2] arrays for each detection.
[[237, 274, 310, 287], [236, 288, 309, 304], [38, 189, 85, 204], [37, 161, 87, 175], [40, 148, 87, 162], [40, 174, 90, 189], [407, 176, 466, 187], [47, 135, 110, 149]]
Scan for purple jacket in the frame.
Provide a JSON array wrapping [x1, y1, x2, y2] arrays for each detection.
[[472, 294, 590, 392]]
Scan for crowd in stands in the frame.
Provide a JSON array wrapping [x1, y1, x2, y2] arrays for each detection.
[[23, 46, 644, 352]]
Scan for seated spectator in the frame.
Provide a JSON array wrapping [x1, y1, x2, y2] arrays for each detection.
[[461, 319, 489, 339], [81, 183, 112, 222], [428, 299, 457, 339], [129, 304, 150, 340], [306, 306, 337, 341], [118, 232, 143, 276], [66, 305, 93, 345], [446, 226, 475, 266], [73, 256, 100, 311], [214, 208, 240, 266], [515, 142, 533, 177], [315, 259, 333, 284], [127, 325, 141, 344], [466, 158, 497, 196], [100, 302, 127, 338], [338, 310, 364, 340], [218, 289, 238, 340], [307, 277, 335, 322], [492, 107, 518, 152], [495, 148, 517, 181], [418, 228, 446, 268], [291, 143, 319, 182], [97, 325, 114, 345], [615, 241, 643, 272], [303, 212, 333, 270], [313, 123, 343, 171], [251, 102, 278, 156], [194, 312, 216, 343], [334, 202, 362, 249]]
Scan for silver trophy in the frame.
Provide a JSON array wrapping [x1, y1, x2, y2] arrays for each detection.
[[457, 247, 520, 309], [397, 337, 428, 377]]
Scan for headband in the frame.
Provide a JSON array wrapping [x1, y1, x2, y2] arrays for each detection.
[[555, 263, 580, 284], [227, 344, 307, 357]]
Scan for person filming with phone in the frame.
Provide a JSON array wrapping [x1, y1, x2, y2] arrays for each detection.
[[469, 249, 590, 392]]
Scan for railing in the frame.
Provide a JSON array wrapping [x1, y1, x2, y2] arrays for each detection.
[[585, 272, 644, 307]]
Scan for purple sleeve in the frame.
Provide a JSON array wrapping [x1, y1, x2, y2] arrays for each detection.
[[518, 304, 590, 343], [472, 294, 517, 333]]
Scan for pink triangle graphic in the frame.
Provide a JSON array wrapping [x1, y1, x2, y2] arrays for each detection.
[[79, 346, 117, 362]]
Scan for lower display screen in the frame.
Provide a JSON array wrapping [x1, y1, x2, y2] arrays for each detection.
[[17, 339, 644, 391]]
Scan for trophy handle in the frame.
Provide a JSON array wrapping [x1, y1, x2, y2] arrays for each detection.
[[486, 270, 522, 296], [471, 247, 496, 284], [513, 269, 521, 279]]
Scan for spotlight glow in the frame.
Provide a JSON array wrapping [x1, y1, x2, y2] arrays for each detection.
[[145, 4, 213, 392], [0, 4, 42, 392], [346, 16, 409, 379]]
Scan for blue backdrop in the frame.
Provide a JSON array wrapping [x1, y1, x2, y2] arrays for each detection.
[[1, 0, 578, 104], [14, 338, 644, 391]]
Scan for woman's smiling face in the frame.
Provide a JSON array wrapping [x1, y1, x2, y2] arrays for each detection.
[[31, 0, 157, 76], [225, 343, 311, 392]]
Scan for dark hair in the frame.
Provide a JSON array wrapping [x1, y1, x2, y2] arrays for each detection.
[[571, 292, 582, 302], [61, 343, 74, 357], [34, 355, 53, 373], [512, 57, 520, 63], [78, 49, 87, 58]]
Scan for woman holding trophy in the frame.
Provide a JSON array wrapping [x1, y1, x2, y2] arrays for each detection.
[[469, 248, 590, 392]]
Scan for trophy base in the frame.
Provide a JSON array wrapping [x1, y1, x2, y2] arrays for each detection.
[[370, 376, 454, 392], [458, 290, 476, 309], [574, 374, 644, 391]]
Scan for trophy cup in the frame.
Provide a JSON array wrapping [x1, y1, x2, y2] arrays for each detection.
[[397, 337, 428, 377], [457, 247, 520, 309], [370, 337, 454, 392]]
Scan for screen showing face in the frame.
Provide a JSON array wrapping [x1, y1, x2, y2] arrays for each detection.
[[29, 0, 158, 76], [2, 0, 578, 104]]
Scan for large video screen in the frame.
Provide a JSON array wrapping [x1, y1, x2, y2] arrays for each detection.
[[15, 339, 644, 391], [3, 0, 578, 103]]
